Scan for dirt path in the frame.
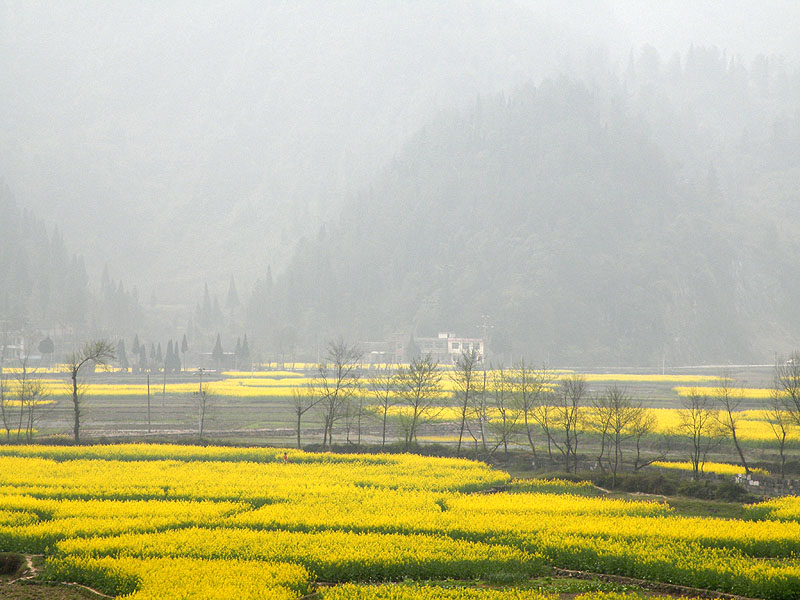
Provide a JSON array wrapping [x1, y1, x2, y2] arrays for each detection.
[[6, 555, 112, 599], [7, 555, 38, 584], [552, 567, 762, 600]]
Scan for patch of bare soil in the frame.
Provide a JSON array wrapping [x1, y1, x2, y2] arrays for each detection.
[[553, 567, 762, 600], [0, 555, 109, 600]]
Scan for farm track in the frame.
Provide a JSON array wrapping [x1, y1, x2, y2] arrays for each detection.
[[552, 567, 762, 600], [7, 555, 38, 585], [6, 555, 112, 599]]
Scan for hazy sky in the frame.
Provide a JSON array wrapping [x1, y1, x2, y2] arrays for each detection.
[[1, 1, 799, 301]]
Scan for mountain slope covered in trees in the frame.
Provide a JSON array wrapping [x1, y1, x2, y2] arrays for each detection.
[[0, 183, 88, 329], [254, 52, 800, 366], [0, 184, 144, 338]]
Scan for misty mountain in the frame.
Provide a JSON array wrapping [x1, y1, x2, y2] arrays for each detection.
[[0, 184, 88, 330], [254, 56, 800, 366], [0, 184, 145, 338], [0, 1, 579, 301], [4, 2, 799, 304]]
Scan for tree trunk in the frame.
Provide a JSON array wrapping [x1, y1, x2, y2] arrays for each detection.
[[457, 407, 467, 457], [296, 410, 302, 449], [731, 429, 749, 474], [523, 413, 537, 461], [72, 370, 80, 443]]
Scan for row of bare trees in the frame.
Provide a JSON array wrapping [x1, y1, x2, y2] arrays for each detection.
[[673, 359, 800, 482], [293, 340, 445, 450], [0, 338, 115, 444], [290, 344, 800, 484], [6, 334, 800, 479], [0, 352, 48, 441], [288, 344, 660, 473]]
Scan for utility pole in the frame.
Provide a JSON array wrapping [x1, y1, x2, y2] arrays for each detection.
[[198, 367, 205, 393], [146, 374, 151, 433], [162, 359, 167, 408], [479, 315, 492, 363]]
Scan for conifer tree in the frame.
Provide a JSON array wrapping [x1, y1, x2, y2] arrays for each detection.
[[240, 334, 251, 370], [212, 334, 224, 368], [181, 334, 189, 372], [117, 339, 129, 372]]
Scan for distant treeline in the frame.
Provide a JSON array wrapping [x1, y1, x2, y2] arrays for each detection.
[[0, 183, 142, 336]]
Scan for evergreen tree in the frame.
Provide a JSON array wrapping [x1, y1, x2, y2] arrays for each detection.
[[117, 339, 129, 372], [132, 334, 140, 356], [181, 334, 189, 372], [171, 340, 182, 372], [212, 334, 224, 368], [406, 334, 420, 362], [38, 336, 54, 355], [166, 341, 174, 372], [240, 334, 251, 370], [139, 346, 148, 372], [155, 342, 163, 366]]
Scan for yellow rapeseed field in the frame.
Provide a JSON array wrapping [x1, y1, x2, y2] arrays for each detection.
[[673, 386, 775, 399], [653, 461, 768, 476], [0, 444, 797, 598]]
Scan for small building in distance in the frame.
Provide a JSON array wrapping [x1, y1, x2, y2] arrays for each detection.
[[363, 332, 484, 366], [0, 331, 26, 361]]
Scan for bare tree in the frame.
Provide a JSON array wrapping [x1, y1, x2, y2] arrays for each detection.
[[195, 383, 212, 438], [451, 349, 482, 457], [531, 403, 557, 462], [775, 352, 800, 427], [65, 340, 116, 443], [592, 385, 644, 486], [395, 354, 442, 450], [14, 352, 48, 442], [675, 389, 721, 480], [343, 392, 368, 446], [765, 377, 793, 479], [0, 355, 10, 441], [631, 409, 665, 471], [714, 371, 749, 474], [590, 391, 614, 473], [292, 384, 321, 449], [512, 361, 553, 463], [14, 353, 32, 441], [486, 366, 519, 459], [369, 364, 399, 447], [550, 374, 585, 472], [0, 339, 10, 440], [316, 340, 362, 449]]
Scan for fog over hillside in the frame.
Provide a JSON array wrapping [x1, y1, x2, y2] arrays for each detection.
[[1, 1, 581, 299], [2, 1, 800, 364]]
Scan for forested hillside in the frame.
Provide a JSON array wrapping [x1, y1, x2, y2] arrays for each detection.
[[0, 184, 88, 329], [0, 1, 580, 299], [253, 49, 800, 366], [0, 184, 143, 338]]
